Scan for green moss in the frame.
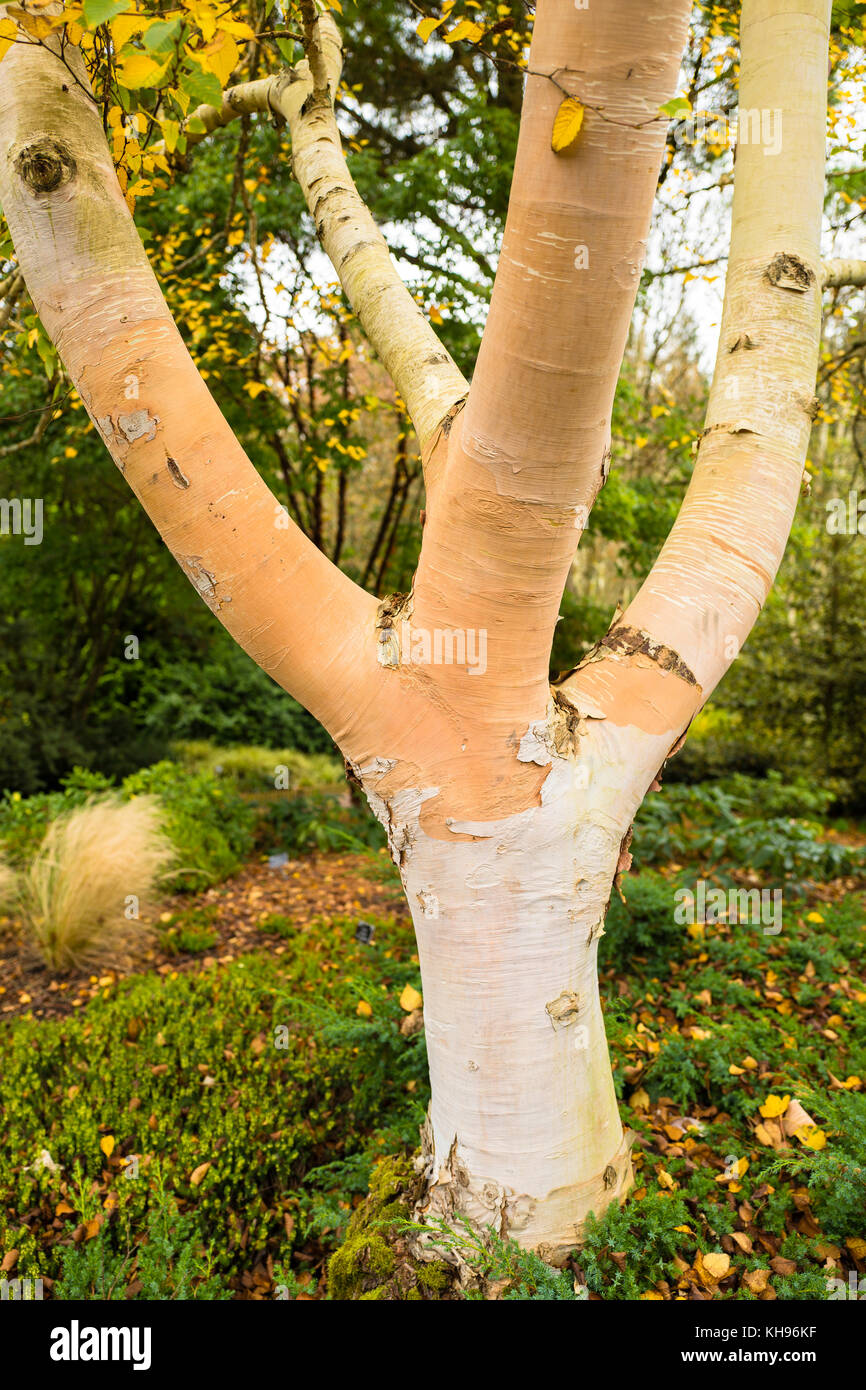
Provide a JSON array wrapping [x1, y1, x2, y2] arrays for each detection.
[[416, 1260, 449, 1291], [327, 1155, 453, 1301]]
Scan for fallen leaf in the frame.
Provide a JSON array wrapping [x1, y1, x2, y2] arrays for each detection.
[[99, 1135, 116, 1159], [700, 1252, 731, 1282], [399, 984, 423, 1013], [759, 1094, 790, 1119], [190, 1161, 211, 1187], [798, 1127, 827, 1150], [782, 1098, 815, 1137]]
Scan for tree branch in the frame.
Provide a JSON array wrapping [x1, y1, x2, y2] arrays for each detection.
[[0, 26, 380, 751], [405, 0, 693, 720], [560, 0, 833, 786], [822, 257, 866, 289], [183, 13, 468, 455]]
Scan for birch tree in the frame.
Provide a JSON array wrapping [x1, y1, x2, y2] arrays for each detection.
[[0, 0, 846, 1261]]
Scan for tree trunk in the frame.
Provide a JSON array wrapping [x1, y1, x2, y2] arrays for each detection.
[[361, 733, 634, 1263]]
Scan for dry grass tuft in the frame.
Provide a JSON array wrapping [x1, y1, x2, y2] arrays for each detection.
[[0, 856, 18, 913], [16, 796, 175, 972]]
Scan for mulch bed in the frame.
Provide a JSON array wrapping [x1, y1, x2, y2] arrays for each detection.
[[0, 850, 408, 1023]]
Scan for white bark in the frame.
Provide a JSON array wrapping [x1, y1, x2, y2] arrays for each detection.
[[353, 699, 674, 1262]]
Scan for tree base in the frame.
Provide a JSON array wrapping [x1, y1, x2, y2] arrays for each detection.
[[413, 1118, 637, 1268]]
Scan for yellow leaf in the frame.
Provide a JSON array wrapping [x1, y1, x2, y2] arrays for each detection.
[[551, 97, 584, 154], [629, 1087, 650, 1112], [15, 11, 57, 39], [700, 1251, 731, 1282], [399, 984, 423, 1013], [218, 18, 256, 41], [190, 1161, 211, 1186], [182, 0, 217, 42], [444, 19, 484, 44], [0, 16, 16, 63], [640, 1290, 664, 1299], [84, 1215, 103, 1240], [356, 999, 372, 1018], [161, 118, 180, 154], [806, 911, 824, 923], [657, 1168, 676, 1191], [116, 52, 170, 89], [845, 1237, 866, 1260], [797, 1126, 827, 1150], [759, 1093, 790, 1119], [198, 30, 239, 87], [728, 1064, 746, 1075], [417, 16, 445, 42], [245, 381, 268, 398], [99, 1135, 115, 1159], [110, 14, 155, 50]]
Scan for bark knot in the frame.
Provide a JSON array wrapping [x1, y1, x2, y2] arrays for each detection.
[[765, 252, 815, 293], [15, 138, 76, 194]]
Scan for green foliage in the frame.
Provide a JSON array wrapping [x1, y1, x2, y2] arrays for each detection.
[[602, 871, 688, 975], [55, 1164, 229, 1301], [117, 761, 256, 891], [579, 1192, 694, 1299], [631, 774, 863, 885], [258, 791, 386, 855], [0, 914, 428, 1293], [763, 1089, 866, 1243], [172, 740, 342, 793]]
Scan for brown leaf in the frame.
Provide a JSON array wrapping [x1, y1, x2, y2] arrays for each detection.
[[742, 1268, 770, 1294], [770, 1255, 797, 1276], [782, 1098, 815, 1138], [190, 1161, 211, 1187]]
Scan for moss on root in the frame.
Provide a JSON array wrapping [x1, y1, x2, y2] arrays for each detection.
[[327, 1155, 452, 1301]]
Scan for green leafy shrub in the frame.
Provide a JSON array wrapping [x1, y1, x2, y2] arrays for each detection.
[[54, 1164, 229, 1301], [601, 871, 687, 974], [0, 915, 427, 1291], [763, 1090, 866, 1244], [119, 761, 256, 890], [258, 791, 386, 855], [580, 1191, 694, 1299], [172, 741, 342, 793]]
